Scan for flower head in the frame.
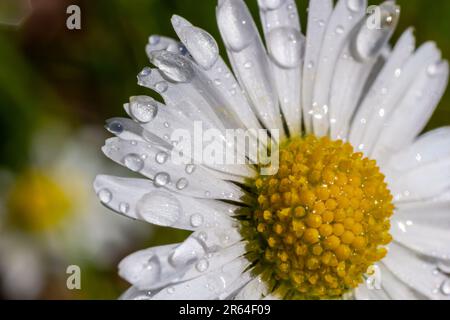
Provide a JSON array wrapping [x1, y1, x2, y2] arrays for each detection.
[[95, 0, 450, 300]]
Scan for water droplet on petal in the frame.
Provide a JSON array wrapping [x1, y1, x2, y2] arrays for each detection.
[[441, 279, 450, 295], [261, 0, 285, 10], [335, 25, 344, 35], [119, 202, 130, 214], [167, 287, 175, 294], [154, 172, 171, 187], [217, 0, 255, 52], [190, 213, 204, 227], [347, 0, 364, 12], [195, 259, 210, 272], [136, 191, 181, 226], [267, 27, 304, 69], [180, 26, 219, 70], [129, 96, 158, 123], [351, 2, 399, 61], [139, 67, 152, 77], [176, 178, 189, 190], [185, 164, 196, 174], [149, 35, 161, 45], [106, 120, 124, 134], [244, 61, 252, 69], [156, 151, 169, 164], [155, 81, 168, 93], [150, 50, 194, 83], [124, 154, 145, 172], [98, 189, 112, 204]]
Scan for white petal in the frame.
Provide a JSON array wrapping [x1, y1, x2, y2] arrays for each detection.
[[392, 224, 450, 262], [378, 264, 423, 300], [119, 286, 153, 300], [150, 256, 250, 299], [385, 127, 450, 173], [349, 28, 416, 151], [93, 175, 237, 230], [347, 41, 441, 156], [171, 15, 263, 133], [392, 197, 450, 260], [354, 285, 390, 300], [258, 0, 304, 135], [383, 243, 450, 300], [145, 35, 188, 57], [122, 96, 257, 180], [330, 2, 400, 140], [388, 157, 450, 203], [101, 138, 247, 202], [118, 244, 179, 290], [302, 0, 333, 134], [311, 0, 368, 136], [372, 60, 449, 162], [234, 274, 269, 300], [217, 0, 284, 137], [148, 50, 244, 131]]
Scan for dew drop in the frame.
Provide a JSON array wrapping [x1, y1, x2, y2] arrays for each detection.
[[106, 120, 124, 134], [261, 0, 285, 10], [176, 178, 189, 190], [347, 0, 364, 12], [427, 63, 440, 77], [217, 0, 255, 52], [123, 154, 145, 172], [185, 164, 196, 174], [119, 202, 130, 214], [154, 172, 170, 187], [155, 151, 169, 164], [129, 96, 158, 123], [267, 27, 303, 68], [167, 287, 175, 294], [149, 35, 161, 45], [441, 279, 450, 295], [180, 26, 219, 70], [98, 189, 112, 204], [190, 213, 204, 227], [136, 191, 181, 226], [139, 67, 152, 77], [335, 25, 344, 35], [155, 81, 168, 93], [351, 2, 399, 62], [195, 259, 210, 272], [150, 51, 194, 83], [244, 61, 252, 69]]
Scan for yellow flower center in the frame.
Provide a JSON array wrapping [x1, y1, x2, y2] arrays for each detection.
[[242, 136, 394, 299], [6, 169, 73, 233]]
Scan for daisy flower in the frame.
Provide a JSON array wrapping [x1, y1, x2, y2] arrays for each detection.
[[94, 0, 450, 300], [0, 124, 150, 299]]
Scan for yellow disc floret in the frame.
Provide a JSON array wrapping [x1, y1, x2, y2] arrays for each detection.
[[243, 136, 394, 299]]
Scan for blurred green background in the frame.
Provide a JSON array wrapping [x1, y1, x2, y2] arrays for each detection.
[[0, 0, 449, 299]]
